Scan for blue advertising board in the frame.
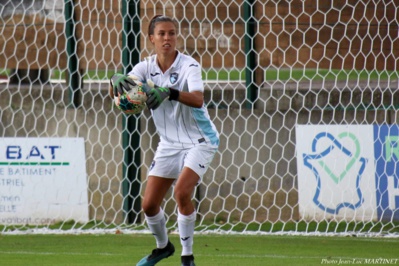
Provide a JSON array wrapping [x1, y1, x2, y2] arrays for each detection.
[[373, 125, 399, 221]]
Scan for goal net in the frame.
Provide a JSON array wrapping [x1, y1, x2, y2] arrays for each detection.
[[0, 0, 398, 237]]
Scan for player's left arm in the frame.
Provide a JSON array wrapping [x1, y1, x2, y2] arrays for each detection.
[[174, 90, 203, 108], [145, 63, 204, 110], [144, 81, 204, 110], [179, 63, 205, 108]]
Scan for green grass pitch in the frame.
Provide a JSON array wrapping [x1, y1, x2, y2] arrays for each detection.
[[0, 234, 398, 266]]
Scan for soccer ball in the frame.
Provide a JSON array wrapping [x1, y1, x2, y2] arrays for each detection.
[[115, 85, 147, 115]]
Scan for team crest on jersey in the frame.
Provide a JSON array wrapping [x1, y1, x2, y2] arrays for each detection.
[[170, 73, 179, 84]]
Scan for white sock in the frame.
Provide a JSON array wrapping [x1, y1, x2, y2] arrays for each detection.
[[145, 209, 168, 249], [178, 210, 196, 256]]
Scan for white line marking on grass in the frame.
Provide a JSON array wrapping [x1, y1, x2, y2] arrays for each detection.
[[197, 253, 399, 261], [0, 251, 121, 256], [198, 253, 323, 259]]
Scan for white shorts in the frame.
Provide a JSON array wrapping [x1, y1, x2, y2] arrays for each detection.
[[148, 142, 218, 180]]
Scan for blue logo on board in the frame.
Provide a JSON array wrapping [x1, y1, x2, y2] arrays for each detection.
[[302, 132, 367, 214]]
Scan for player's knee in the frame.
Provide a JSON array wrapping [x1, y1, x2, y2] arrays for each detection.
[[174, 189, 191, 205], [142, 200, 160, 216]]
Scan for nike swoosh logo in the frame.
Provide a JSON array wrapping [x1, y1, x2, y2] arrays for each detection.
[[150, 72, 160, 77], [189, 64, 198, 68], [181, 237, 190, 241], [199, 164, 205, 169]]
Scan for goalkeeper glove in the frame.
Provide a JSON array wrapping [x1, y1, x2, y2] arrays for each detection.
[[110, 73, 137, 97], [144, 79, 179, 110]]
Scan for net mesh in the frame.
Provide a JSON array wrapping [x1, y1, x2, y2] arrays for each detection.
[[0, 0, 398, 236]]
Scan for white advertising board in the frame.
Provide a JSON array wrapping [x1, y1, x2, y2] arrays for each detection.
[[296, 125, 377, 222], [0, 138, 89, 224]]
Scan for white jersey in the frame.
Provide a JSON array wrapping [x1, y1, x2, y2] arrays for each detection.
[[129, 52, 219, 148]]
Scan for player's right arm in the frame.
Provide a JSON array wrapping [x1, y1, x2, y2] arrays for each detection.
[[109, 73, 138, 98], [110, 56, 151, 98]]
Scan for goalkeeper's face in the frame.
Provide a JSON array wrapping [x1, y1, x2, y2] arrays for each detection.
[[150, 22, 177, 56]]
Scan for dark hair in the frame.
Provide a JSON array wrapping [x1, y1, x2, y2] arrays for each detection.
[[148, 15, 177, 36]]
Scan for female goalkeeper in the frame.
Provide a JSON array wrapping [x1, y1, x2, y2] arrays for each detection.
[[111, 15, 219, 266]]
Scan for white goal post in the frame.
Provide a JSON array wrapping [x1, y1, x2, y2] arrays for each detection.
[[0, 0, 398, 236]]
